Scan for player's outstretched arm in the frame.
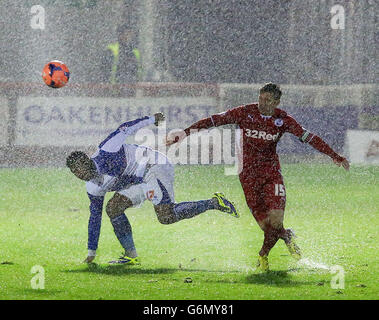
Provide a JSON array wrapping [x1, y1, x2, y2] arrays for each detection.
[[165, 129, 187, 146], [166, 107, 241, 146], [165, 117, 214, 146], [286, 116, 349, 171], [99, 114, 163, 153], [306, 134, 349, 171]]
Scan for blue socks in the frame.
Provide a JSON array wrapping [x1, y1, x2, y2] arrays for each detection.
[[173, 199, 217, 220], [110, 214, 137, 258]]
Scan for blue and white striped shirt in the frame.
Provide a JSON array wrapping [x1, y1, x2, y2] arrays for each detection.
[[85, 115, 158, 251]]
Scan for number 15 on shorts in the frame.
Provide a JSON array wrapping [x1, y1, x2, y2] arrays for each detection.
[[274, 184, 286, 196]]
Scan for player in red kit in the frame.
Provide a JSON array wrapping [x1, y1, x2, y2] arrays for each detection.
[[166, 83, 350, 271]]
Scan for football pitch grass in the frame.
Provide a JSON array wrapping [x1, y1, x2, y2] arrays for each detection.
[[0, 164, 378, 300]]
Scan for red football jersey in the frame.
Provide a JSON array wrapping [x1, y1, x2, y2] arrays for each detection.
[[184, 103, 344, 174]]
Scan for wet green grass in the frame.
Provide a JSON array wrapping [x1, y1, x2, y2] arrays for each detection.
[[0, 164, 378, 300]]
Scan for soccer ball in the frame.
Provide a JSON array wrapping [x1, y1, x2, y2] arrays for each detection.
[[42, 60, 70, 88]]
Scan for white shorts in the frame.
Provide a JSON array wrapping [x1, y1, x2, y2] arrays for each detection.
[[118, 163, 175, 206]]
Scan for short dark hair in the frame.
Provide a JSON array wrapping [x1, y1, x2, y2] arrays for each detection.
[[260, 83, 282, 100], [66, 151, 89, 169]]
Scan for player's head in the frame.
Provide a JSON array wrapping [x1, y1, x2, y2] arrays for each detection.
[[66, 151, 97, 181], [258, 83, 282, 115]]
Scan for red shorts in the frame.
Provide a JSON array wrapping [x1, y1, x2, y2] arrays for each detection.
[[239, 166, 286, 222]]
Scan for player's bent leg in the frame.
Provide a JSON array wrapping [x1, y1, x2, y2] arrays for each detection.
[[256, 225, 280, 272], [262, 209, 285, 256], [147, 164, 238, 223], [154, 199, 216, 224], [106, 193, 133, 219], [154, 195, 235, 224], [267, 209, 285, 230], [255, 209, 284, 271], [267, 209, 302, 260], [154, 203, 178, 224], [259, 223, 281, 257], [253, 214, 269, 232], [106, 193, 139, 263]]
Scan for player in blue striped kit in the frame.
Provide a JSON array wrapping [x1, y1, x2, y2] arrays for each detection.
[[66, 113, 239, 264]]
